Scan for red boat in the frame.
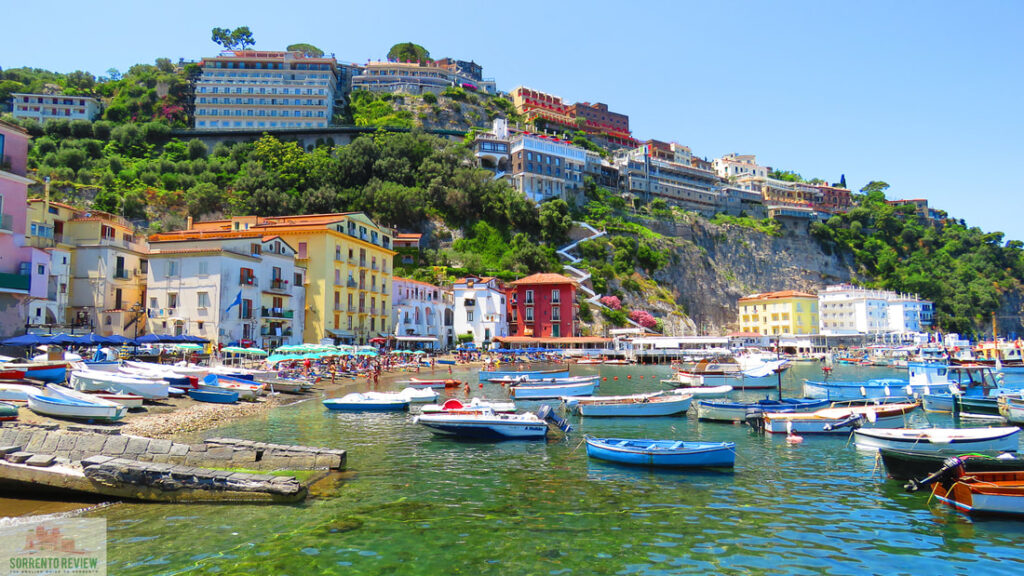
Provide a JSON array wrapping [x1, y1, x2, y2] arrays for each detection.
[[408, 377, 463, 389], [0, 361, 68, 383]]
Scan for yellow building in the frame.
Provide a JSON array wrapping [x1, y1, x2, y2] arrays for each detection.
[[738, 290, 818, 336], [188, 213, 395, 344]]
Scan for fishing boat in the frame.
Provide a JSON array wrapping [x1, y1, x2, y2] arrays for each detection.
[[414, 405, 571, 440], [478, 367, 570, 381], [323, 392, 410, 412], [0, 383, 42, 404], [909, 457, 1024, 517], [27, 384, 127, 422], [880, 448, 1024, 481], [510, 380, 598, 400], [201, 374, 265, 399], [750, 402, 920, 435], [407, 377, 463, 389], [564, 393, 691, 417], [999, 396, 1024, 424], [0, 361, 68, 383], [854, 427, 1020, 453], [70, 369, 170, 400], [921, 365, 1012, 413], [0, 401, 17, 421], [695, 397, 829, 423], [398, 387, 439, 403], [584, 437, 736, 468], [666, 384, 734, 398], [187, 387, 239, 404], [671, 358, 742, 387], [420, 397, 517, 414]]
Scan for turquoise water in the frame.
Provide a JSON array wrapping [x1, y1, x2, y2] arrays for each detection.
[[84, 364, 1024, 574]]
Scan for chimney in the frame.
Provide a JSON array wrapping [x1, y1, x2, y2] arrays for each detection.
[[187, 216, 193, 230]]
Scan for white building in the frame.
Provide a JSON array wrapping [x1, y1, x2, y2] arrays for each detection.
[[194, 50, 340, 131], [146, 232, 305, 350], [713, 154, 769, 181], [509, 132, 588, 204], [452, 276, 507, 347], [12, 94, 101, 123], [392, 277, 454, 349], [818, 284, 932, 339], [615, 146, 722, 216]]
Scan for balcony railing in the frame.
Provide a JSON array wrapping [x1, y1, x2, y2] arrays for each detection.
[[347, 279, 357, 288], [348, 305, 356, 313], [240, 276, 258, 286], [334, 303, 343, 311], [27, 236, 55, 249], [261, 307, 294, 319], [239, 311, 254, 320], [269, 278, 287, 291]]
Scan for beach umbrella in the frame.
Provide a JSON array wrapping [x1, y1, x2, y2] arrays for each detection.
[[240, 348, 268, 357], [1, 334, 49, 346], [412, 350, 426, 355], [107, 335, 138, 346], [175, 343, 203, 351], [222, 346, 247, 354]]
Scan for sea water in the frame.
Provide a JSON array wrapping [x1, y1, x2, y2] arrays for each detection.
[[12, 363, 1024, 574]]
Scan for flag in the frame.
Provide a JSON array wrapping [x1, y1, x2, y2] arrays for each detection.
[[224, 291, 243, 315]]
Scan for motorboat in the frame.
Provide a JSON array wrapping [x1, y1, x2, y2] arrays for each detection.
[[749, 402, 920, 435], [414, 405, 570, 440], [420, 397, 517, 414], [510, 380, 597, 400], [323, 392, 410, 412]]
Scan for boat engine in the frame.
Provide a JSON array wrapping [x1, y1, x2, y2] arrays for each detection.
[[822, 414, 863, 431], [537, 405, 572, 434], [744, 409, 766, 433], [904, 456, 966, 493]]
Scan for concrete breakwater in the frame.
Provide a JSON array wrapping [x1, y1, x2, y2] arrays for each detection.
[[0, 423, 346, 503]]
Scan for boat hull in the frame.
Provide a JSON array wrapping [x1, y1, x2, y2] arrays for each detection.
[[26, 393, 126, 422], [762, 403, 919, 434], [511, 382, 597, 400], [803, 379, 924, 401], [932, 471, 1024, 517], [479, 368, 570, 381], [415, 415, 548, 439], [187, 388, 239, 404], [585, 437, 736, 468], [323, 399, 409, 412], [854, 427, 1020, 453], [0, 362, 67, 384], [71, 370, 169, 400], [577, 395, 691, 417], [696, 398, 828, 422], [879, 448, 1024, 481]]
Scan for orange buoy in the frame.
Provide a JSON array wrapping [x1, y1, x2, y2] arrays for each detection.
[[602, 377, 607, 381], [613, 376, 618, 381], [627, 375, 632, 379]]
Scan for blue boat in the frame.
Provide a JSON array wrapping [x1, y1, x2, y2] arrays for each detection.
[[187, 387, 239, 404], [696, 397, 829, 422], [585, 437, 736, 468], [479, 367, 570, 381], [323, 392, 409, 412], [803, 362, 985, 402]]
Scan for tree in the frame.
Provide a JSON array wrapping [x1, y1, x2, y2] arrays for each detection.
[[65, 70, 95, 91], [387, 42, 430, 63], [155, 58, 175, 73], [286, 43, 324, 57], [211, 26, 255, 51], [539, 199, 572, 244], [860, 180, 890, 195]]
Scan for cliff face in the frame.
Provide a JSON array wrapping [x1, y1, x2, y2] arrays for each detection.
[[639, 217, 857, 332]]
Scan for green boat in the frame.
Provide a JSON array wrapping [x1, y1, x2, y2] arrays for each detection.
[[0, 401, 18, 421], [952, 394, 1003, 419]]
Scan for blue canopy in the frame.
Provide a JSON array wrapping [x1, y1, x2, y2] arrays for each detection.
[[1, 334, 50, 346], [136, 334, 183, 344], [105, 335, 138, 345], [180, 335, 209, 343]]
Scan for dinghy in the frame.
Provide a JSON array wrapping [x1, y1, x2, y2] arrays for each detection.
[[187, 387, 239, 404], [510, 381, 597, 400], [853, 427, 1020, 453], [27, 384, 127, 422], [323, 392, 410, 412], [564, 393, 691, 417], [696, 398, 828, 423], [70, 369, 169, 400], [584, 436, 736, 468]]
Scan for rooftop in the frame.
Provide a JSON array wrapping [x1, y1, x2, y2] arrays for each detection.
[[739, 290, 817, 302], [509, 273, 579, 287]]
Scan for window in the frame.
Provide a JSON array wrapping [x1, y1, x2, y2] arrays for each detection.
[[168, 261, 179, 277], [37, 264, 44, 275], [240, 267, 255, 285], [525, 307, 534, 322], [197, 292, 210, 308], [149, 297, 158, 309], [198, 261, 208, 275], [525, 290, 534, 305], [552, 306, 561, 321], [551, 289, 560, 304], [168, 293, 178, 309], [552, 324, 560, 337], [467, 311, 474, 322]]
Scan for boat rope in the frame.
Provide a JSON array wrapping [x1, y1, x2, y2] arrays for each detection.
[[871, 452, 882, 477]]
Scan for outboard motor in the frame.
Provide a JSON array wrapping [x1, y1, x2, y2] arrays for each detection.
[[904, 456, 965, 493], [822, 414, 863, 432], [537, 405, 572, 434], [745, 408, 766, 433]]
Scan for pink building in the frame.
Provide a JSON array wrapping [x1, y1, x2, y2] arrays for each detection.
[[0, 121, 36, 337]]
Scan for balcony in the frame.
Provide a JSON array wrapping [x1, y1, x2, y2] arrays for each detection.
[[239, 311, 254, 320], [348, 305, 356, 313], [358, 307, 367, 315], [359, 259, 366, 268], [334, 303, 343, 311], [240, 276, 258, 287], [371, 262, 379, 271], [0, 272, 30, 293], [261, 307, 294, 319], [347, 279, 357, 288], [268, 278, 288, 292], [27, 236, 55, 249], [112, 269, 137, 280]]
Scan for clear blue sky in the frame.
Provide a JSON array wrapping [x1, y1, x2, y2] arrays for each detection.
[[4, 0, 1022, 240]]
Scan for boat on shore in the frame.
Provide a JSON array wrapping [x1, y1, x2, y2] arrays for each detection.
[[564, 393, 691, 417], [584, 436, 736, 468], [414, 405, 571, 440], [407, 377, 462, 389], [187, 387, 239, 404], [0, 401, 17, 421], [0, 361, 68, 383], [695, 397, 828, 422], [854, 427, 1020, 453], [0, 383, 42, 404], [880, 448, 1024, 481], [70, 368, 170, 400], [27, 384, 128, 422]]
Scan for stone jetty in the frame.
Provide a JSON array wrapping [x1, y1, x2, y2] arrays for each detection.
[[0, 423, 346, 503]]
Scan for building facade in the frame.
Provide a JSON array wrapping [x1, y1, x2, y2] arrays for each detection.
[[510, 86, 634, 147], [452, 276, 507, 347], [352, 59, 496, 95], [509, 132, 587, 204], [145, 232, 305, 349], [738, 291, 819, 336], [183, 213, 394, 345], [0, 121, 37, 337], [25, 199, 77, 330], [12, 94, 101, 124], [507, 273, 578, 339], [818, 284, 932, 337], [391, 277, 453, 349], [194, 50, 341, 131], [616, 144, 721, 215], [713, 154, 769, 181]]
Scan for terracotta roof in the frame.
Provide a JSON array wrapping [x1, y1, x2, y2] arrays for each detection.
[[392, 276, 442, 289], [0, 119, 29, 135], [150, 230, 267, 242], [509, 273, 578, 287], [395, 233, 422, 240], [28, 199, 79, 212], [739, 290, 817, 302]]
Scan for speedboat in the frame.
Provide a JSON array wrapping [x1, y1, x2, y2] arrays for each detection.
[[420, 397, 517, 414], [414, 405, 570, 440]]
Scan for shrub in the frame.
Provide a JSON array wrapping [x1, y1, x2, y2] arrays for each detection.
[[599, 295, 622, 310], [422, 92, 437, 104], [629, 310, 658, 329]]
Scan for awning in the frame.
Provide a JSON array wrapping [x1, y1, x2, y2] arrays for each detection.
[[326, 329, 354, 337], [395, 336, 438, 342]]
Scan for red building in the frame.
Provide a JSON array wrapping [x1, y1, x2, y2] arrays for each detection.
[[506, 273, 578, 339], [812, 184, 853, 215]]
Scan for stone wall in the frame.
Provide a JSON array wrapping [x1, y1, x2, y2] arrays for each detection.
[[0, 424, 345, 471]]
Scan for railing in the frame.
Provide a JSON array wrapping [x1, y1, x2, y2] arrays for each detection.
[[27, 236, 55, 249], [261, 307, 294, 319], [334, 303, 342, 311], [370, 307, 377, 315], [347, 279, 357, 288], [240, 276, 258, 286], [358, 307, 366, 314], [239, 311, 254, 320], [359, 259, 366, 268], [371, 262, 378, 271], [269, 278, 287, 291], [358, 283, 366, 291], [348, 305, 356, 313]]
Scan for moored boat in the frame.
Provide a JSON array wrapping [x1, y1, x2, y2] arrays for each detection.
[[854, 427, 1020, 453], [999, 396, 1024, 424], [398, 387, 439, 403], [909, 458, 1024, 517], [323, 392, 409, 412], [880, 448, 1024, 481], [478, 367, 570, 381], [407, 377, 462, 389], [420, 397, 516, 414], [414, 405, 570, 440], [752, 402, 920, 435], [584, 436, 736, 468], [490, 375, 598, 386], [666, 384, 733, 398], [510, 380, 597, 400], [696, 397, 829, 423], [565, 393, 691, 417]]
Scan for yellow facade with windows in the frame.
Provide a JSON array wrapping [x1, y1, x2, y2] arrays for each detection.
[[737, 291, 818, 336]]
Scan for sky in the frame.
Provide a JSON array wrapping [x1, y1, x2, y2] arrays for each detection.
[[3, 0, 1022, 240]]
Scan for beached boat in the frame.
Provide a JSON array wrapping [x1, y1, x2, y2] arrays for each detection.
[[85, 391, 144, 408], [564, 393, 691, 417], [415, 405, 571, 440], [27, 384, 127, 422], [666, 384, 734, 398], [398, 387, 438, 403], [323, 392, 410, 412], [70, 368, 170, 400], [695, 397, 829, 422], [479, 367, 570, 381], [187, 387, 239, 404], [0, 383, 41, 404], [0, 401, 17, 421], [510, 380, 598, 400], [200, 374, 263, 401], [752, 402, 920, 435], [880, 448, 1024, 481], [118, 365, 193, 388], [854, 427, 1020, 453], [407, 377, 463, 389], [909, 458, 1024, 517], [420, 397, 517, 414], [0, 361, 67, 383], [584, 437, 736, 468]]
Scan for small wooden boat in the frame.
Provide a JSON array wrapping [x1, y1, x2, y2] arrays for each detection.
[[753, 402, 920, 435], [187, 387, 239, 404], [479, 367, 570, 381], [909, 458, 1024, 517], [71, 368, 170, 400], [85, 391, 144, 409], [27, 385, 128, 422], [565, 393, 691, 417], [696, 398, 829, 422], [880, 448, 1024, 481], [420, 397, 517, 414], [953, 394, 1005, 419], [414, 405, 570, 440], [201, 374, 264, 400], [0, 401, 17, 421], [854, 427, 1020, 453], [510, 381, 597, 400], [0, 383, 42, 404], [118, 365, 193, 388], [666, 384, 733, 398], [398, 387, 438, 403], [323, 392, 409, 412], [407, 377, 463, 389], [0, 361, 68, 383], [1000, 396, 1024, 424], [584, 437, 736, 468]]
